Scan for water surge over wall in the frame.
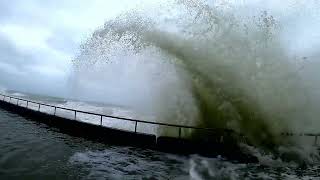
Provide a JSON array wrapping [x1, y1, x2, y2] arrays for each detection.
[[71, 0, 320, 149]]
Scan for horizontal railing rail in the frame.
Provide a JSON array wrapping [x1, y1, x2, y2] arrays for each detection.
[[0, 93, 319, 146], [0, 93, 236, 138]]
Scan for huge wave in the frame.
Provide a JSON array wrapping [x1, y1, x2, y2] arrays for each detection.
[[70, 0, 320, 151]]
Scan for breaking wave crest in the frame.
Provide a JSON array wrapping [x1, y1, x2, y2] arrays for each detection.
[[71, 0, 320, 156]]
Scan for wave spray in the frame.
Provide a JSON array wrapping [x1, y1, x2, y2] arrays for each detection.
[[71, 0, 320, 150]]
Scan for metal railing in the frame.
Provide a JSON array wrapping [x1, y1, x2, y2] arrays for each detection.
[[0, 93, 319, 146], [0, 93, 235, 139]]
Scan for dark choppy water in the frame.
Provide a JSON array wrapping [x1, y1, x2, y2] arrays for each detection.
[[1, 99, 320, 179], [0, 108, 188, 180]]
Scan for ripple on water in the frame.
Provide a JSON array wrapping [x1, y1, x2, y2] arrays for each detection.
[[69, 147, 190, 180]]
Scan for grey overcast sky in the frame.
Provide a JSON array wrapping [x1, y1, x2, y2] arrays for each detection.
[[0, 0, 319, 97], [0, 0, 158, 96]]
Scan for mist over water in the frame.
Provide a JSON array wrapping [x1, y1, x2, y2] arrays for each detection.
[[71, 0, 320, 150]]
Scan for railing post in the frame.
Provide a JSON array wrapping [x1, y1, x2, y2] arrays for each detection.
[[9, 97, 11, 103], [26, 101, 29, 108], [74, 110, 77, 120], [179, 127, 182, 139], [54, 107, 57, 116], [38, 104, 41, 111], [135, 121, 138, 133], [100, 116, 103, 126]]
